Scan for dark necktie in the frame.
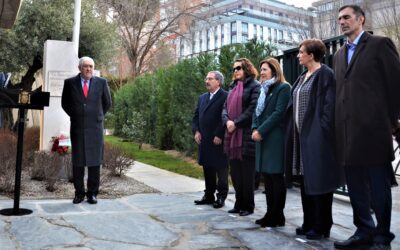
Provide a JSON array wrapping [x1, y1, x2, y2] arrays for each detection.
[[205, 93, 211, 105]]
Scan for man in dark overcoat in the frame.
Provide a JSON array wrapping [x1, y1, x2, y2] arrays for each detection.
[[61, 56, 112, 204], [192, 71, 229, 208], [333, 5, 400, 249]]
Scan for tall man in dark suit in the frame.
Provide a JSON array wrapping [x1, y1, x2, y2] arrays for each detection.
[[62, 56, 112, 205], [333, 5, 400, 249], [192, 71, 229, 209]]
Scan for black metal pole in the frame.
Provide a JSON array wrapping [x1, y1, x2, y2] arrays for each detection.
[[13, 108, 25, 214], [0, 108, 32, 216]]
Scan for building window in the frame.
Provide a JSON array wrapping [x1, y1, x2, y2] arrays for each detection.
[[215, 27, 219, 48], [268, 28, 272, 41], [200, 35, 203, 51], [180, 43, 184, 56], [279, 30, 283, 41], [253, 24, 257, 38], [250, 5, 253, 10], [274, 29, 277, 43], [242, 22, 248, 34], [231, 21, 237, 33], [207, 29, 211, 50], [260, 26, 264, 41], [192, 33, 195, 53], [231, 34, 237, 44], [242, 34, 248, 43], [221, 26, 225, 45]]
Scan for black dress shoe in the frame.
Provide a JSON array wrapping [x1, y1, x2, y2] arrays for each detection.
[[255, 216, 268, 225], [239, 210, 253, 216], [370, 243, 391, 250], [213, 198, 225, 208], [72, 195, 85, 204], [194, 196, 214, 205], [260, 215, 285, 227], [296, 226, 309, 236], [305, 229, 330, 240], [87, 195, 98, 204], [334, 235, 373, 249], [228, 208, 240, 213]]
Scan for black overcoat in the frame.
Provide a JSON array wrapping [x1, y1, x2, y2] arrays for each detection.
[[284, 65, 345, 195], [192, 89, 228, 167], [61, 74, 112, 167], [333, 32, 400, 166], [222, 77, 260, 158]]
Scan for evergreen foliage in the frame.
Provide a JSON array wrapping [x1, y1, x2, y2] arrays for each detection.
[[111, 39, 277, 155]]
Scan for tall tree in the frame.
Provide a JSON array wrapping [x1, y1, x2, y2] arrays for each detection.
[[0, 0, 118, 91], [97, 0, 205, 78], [374, 0, 400, 50]]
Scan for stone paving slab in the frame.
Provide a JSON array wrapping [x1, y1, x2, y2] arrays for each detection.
[[0, 189, 399, 249], [0, 157, 399, 250]]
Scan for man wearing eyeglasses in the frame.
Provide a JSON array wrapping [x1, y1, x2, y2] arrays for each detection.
[[192, 71, 229, 209]]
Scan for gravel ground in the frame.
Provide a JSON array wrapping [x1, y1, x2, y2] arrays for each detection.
[[0, 172, 159, 200]]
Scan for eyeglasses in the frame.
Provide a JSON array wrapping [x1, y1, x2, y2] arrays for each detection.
[[232, 66, 242, 72], [204, 77, 216, 81]]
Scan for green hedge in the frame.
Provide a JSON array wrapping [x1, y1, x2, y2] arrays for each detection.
[[112, 39, 276, 156]]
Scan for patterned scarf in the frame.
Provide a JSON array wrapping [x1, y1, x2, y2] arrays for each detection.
[[255, 77, 276, 117], [224, 81, 243, 160]]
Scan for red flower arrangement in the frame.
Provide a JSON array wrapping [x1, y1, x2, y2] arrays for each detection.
[[51, 135, 70, 155]]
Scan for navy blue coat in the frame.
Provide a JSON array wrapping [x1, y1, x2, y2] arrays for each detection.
[[61, 74, 112, 167], [285, 65, 345, 195], [192, 88, 228, 167]]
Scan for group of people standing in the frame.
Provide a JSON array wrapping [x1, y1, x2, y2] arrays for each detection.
[[192, 5, 400, 249]]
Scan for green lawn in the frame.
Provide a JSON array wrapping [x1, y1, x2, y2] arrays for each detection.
[[105, 136, 204, 180]]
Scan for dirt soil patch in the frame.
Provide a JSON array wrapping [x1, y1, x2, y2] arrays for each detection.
[[0, 172, 159, 200]]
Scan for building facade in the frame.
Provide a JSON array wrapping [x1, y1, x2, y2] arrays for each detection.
[[171, 0, 314, 59]]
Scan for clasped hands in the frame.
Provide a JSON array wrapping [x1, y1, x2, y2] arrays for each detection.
[[194, 131, 222, 145], [251, 130, 262, 141]]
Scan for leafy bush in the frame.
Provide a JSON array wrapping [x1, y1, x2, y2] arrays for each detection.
[[121, 111, 146, 149], [0, 129, 17, 192]]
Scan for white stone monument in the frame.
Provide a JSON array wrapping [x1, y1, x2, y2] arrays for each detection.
[[40, 40, 78, 150]]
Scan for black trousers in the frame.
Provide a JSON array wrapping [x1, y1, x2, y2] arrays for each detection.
[[263, 173, 286, 221], [300, 178, 333, 233], [255, 172, 261, 190], [73, 166, 100, 196], [345, 164, 394, 244], [203, 164, 229, 200], [230, 157, 255, 212]]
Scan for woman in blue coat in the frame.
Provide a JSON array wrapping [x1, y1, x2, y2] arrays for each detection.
[[285, 39, 345, 240], [252, 57, 290, 227]]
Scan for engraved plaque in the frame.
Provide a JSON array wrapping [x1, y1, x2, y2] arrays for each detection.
[[48, 71, 75, 97]]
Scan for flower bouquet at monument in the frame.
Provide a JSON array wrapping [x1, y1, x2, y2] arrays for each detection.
[[51, 134, 71, 155]]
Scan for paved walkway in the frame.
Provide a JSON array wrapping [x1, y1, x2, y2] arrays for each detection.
[[0, 161, 398, 249]]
